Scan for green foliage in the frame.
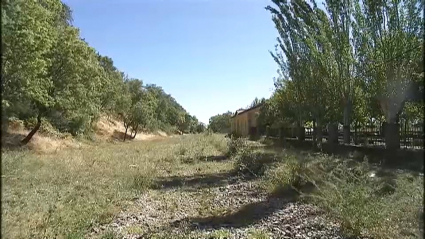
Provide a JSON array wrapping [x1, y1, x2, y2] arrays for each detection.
[[306, 161, 423, 239], [1, 0, 198, 142], [263, 155, 308, 194], [208, 112, 233, 133], [226, 137, 249, 157], [195, 123, 207, 133], [233, 149, 277, 176], [264, 0, 424, 142], [258, 148, 423, 239]]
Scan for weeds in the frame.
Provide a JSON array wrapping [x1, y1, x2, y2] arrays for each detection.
[[260, 150, 424, 239], [233, 149, 277, 176], [226, 137, 249, 157], [100, 230, 122, 239], [262, 154, 308, 194], [1, 134, 229, 239], [3, 133, 422, 239]]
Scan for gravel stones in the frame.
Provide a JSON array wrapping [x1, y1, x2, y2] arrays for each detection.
[[88, 178, 349, 239]]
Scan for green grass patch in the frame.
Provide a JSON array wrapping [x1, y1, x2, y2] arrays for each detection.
[[260, 150, 423, 239], [1, 134, 229, 239]]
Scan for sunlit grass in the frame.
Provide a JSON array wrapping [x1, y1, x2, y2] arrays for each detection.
[[1, 134, 229, 239]]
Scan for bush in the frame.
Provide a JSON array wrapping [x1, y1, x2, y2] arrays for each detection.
[[306, 160, 424, 239], [207, 134, 229, 155], [227, 137, 249, 157], [233, 149, 277, 176], [263, 154, 308, 194], [6, 117, 25, 131]]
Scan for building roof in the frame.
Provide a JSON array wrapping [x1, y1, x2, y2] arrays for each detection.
[[231, 103, 263, 118]]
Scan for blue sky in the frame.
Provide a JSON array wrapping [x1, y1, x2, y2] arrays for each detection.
[[63, 0, 279, 124]]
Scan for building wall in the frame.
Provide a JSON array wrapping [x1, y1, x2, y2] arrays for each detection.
[[231, 106, 261, 137]]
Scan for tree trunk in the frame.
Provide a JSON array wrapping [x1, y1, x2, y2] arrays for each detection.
[[328, 123, 339, 145], [298, 126, 305, 142], [312, 120, 317, 145], [317, 120, 323, 149], [384, 122, 400, 149], [131, 125, 139, 139], [354, 121, 358, 145], [124, 125, 129, 142], [21, 113, 42, 145], [343, 99, 352, 144]]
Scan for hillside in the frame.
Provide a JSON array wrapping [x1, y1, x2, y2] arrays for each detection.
[[2, 115, 167, 154]]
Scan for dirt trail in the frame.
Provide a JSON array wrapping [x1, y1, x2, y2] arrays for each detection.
[[89, 169, 346, 239]]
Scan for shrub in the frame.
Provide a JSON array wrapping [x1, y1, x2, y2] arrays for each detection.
[[233, 149, 277, 176], [258, 137, 274, 146], [306, 160, 424, 239], [263, 154, 308, 194], [227, 137, 249, 157], [7, 117, 25, 131], [207, 134, 229, 155]]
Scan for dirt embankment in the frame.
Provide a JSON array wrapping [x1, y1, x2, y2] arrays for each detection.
[[2, 116, 168, 153]]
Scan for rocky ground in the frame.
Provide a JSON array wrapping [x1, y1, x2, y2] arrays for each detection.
[[88, 174, 350, 239]]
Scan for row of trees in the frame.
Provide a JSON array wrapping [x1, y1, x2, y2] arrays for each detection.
[[258, 0, 423, 149], [2, 0, 204, 143]]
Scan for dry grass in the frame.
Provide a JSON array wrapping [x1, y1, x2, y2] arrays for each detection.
[[1, 133, 229, 239], [3, 134, 423, 239], [2, 115, 167, 154], [257, 148, 424, 239], [94, 115, 163, 141]]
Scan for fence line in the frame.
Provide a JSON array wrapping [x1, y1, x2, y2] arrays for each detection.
[[265, 121, 424, 150]]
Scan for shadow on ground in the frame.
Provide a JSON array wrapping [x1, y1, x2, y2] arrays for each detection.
[[202, 155, 228, 162], [170, 185, 315, 230], [1, 132, 28, 151], [111, 130, 135, 141], [263, 138, 424, 173], [152, 171, 256, 191]]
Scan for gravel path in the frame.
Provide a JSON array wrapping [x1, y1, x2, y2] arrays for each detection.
[[88, 176, 349, 239]]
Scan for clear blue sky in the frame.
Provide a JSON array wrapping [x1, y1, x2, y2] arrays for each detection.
[[63, 0, 279, 124]]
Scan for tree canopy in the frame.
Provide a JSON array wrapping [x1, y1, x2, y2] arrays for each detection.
[[262, 0, 423, 148], [208, 112, 233, 134], [1, 0, 203, 143]]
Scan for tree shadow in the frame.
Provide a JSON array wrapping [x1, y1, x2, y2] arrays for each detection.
[[152, 171, 255, 191], [183, 155, 229, 163], [111, 130, 134, 141], [263, 138, 424, 173], [1, 132, 27, 151], [170, 185, 315, 230], [202, 155, 228, 162]]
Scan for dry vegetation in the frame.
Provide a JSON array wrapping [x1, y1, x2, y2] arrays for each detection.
[[2, 133, 423, 239]]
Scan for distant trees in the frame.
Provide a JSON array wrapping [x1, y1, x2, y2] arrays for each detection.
[[1, 0, 199, 143], [249, 97, 266, 108], [263, 0, 424, 149], [208, 112, 233, 133], [196, 123, 207, 133]]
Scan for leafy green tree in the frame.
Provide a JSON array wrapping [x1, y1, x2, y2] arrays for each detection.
[[196, 123, 207, 133], [2, 0, 199, 144], [2, 0, 105, 142], [249, 97, 266, 108], [208, 112, 233, 133], [355, 0, 423, 148], [2, 0, 63, 142], [265, 0, 423, 149]]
